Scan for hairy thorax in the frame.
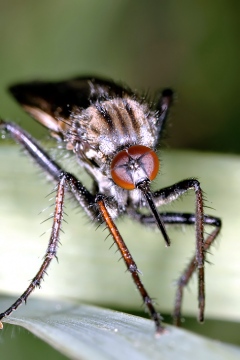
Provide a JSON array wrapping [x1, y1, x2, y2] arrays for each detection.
[[67, 97, 158, 175]]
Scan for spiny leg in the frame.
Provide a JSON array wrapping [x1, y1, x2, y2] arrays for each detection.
[[173, 216, 221, 326], [96, 194, 164, 335], [0, 121, 99, 326], [0, 173, 66, 323], [129, 208, 221, 326], [0, 169, 101, 327], [129, 179, 216, 322], [0, 119, 61, 181], [131, 212, 220, 228], [0, 120, 96, 218], [156, 179, 206, 323]]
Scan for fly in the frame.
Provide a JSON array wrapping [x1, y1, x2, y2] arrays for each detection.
[[0, 76, 221, 334]]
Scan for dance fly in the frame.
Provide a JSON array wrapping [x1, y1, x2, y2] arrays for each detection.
[[0, 76, 221, 333]]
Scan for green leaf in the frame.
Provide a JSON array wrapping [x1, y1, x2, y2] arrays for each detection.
[[1, 296, 240, 360]]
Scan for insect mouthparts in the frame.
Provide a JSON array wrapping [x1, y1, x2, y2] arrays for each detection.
[[136, 179, 171, 247]]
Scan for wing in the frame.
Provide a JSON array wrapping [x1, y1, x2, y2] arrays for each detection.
[[9, 76, 132, 137]]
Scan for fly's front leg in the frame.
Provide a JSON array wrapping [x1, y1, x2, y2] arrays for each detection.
[[96, 195, 165, 335]]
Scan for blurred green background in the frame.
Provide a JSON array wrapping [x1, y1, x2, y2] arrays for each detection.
[[0, 1, 240, 358], [0, 0, 239, 153]]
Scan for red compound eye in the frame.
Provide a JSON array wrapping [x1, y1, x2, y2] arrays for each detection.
[[110, 145, 159, 190]]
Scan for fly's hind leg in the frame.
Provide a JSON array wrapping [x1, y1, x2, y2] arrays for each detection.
[[0, 120, 99, 326]]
